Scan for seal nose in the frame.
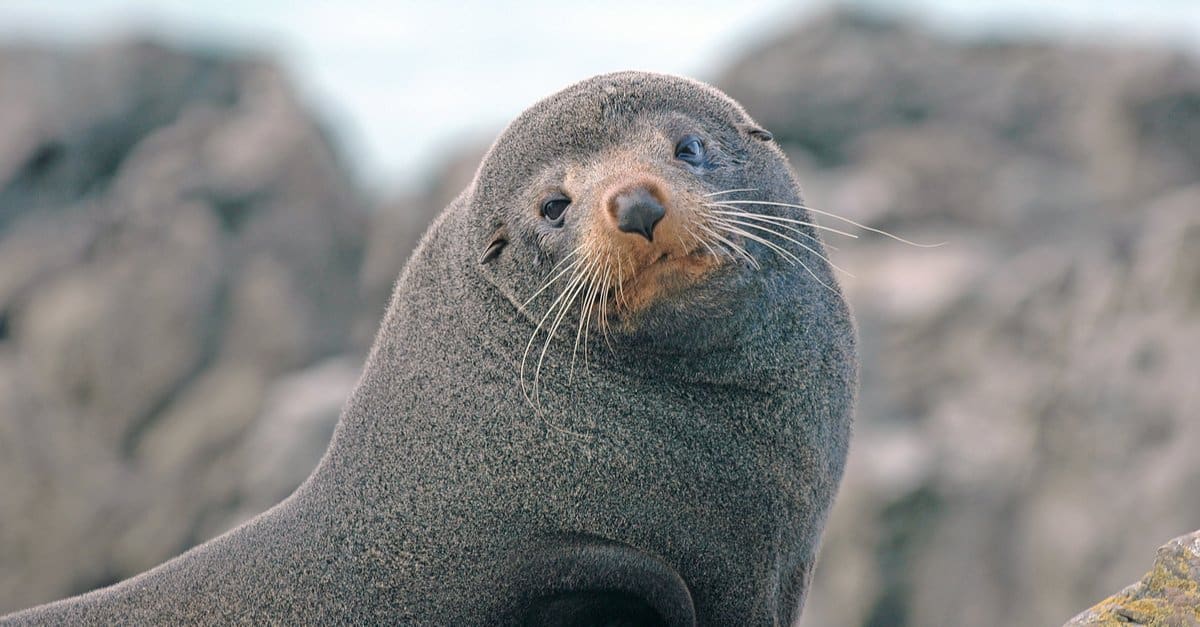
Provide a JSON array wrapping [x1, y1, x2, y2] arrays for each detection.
[[612, 186, 666, 242]]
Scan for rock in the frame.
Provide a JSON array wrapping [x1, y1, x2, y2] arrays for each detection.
[[720, 9, 1200, 229], [0, 41, 242, 227], [1064, 529, 1200, 626], [0, 40, 366, 612], [214, 357, 361, 532], [716, 10, 1200, 627]]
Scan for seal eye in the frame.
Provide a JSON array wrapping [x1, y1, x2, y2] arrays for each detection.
[[541, 196, 570, 224], [674, 135, 706, 166]]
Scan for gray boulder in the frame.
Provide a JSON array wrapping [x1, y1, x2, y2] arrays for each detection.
[[1064, 528, 1200, 626], [0, 40, 366, 612]]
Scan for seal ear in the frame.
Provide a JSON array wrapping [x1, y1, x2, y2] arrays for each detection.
[[480, 227, 508, 265], [739, 123, 774, 142]]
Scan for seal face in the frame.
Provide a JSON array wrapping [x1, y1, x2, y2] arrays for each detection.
[[472, 73, 836, 396], [3, 72, 856, 627]]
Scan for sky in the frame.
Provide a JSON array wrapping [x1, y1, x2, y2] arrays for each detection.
[[1, 0, 1198, 193]]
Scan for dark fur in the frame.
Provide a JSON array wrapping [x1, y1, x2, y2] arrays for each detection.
[[3, 72, 857, 625]]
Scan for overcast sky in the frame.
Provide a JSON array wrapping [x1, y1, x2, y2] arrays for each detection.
[[1, 0, 1197, 192]]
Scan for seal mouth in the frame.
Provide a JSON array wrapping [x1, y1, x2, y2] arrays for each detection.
[[609, 243, 725, 316], [646, 249, 708, 269]]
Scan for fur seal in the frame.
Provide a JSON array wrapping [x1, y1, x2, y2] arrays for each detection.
[[3, 71, 857, 625]]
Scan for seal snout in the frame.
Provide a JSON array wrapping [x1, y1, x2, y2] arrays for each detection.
[[609, 183, 666, 242], [583, 175, 723, 316]]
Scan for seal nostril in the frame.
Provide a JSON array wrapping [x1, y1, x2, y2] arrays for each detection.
[[614, 187, 666, 242]]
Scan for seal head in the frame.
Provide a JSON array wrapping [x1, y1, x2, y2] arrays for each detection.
[[473, 73, 806, 349]]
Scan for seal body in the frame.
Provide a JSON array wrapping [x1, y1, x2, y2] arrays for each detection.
[[3, 72, 856, 626]]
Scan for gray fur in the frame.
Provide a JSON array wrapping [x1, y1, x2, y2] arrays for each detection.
[[3, 72, 857, 625]]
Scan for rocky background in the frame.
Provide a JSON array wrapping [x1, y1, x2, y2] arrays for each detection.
[[1065, 529, 1200, 626], [0, 10, 1197, 626], [735, 12, 1200, 627]]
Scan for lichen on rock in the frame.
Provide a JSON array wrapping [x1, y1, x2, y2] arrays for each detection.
[[1065, 529, 1200, 626]]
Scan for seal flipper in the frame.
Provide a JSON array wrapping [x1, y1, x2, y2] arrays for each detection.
[[514, 539, 696, 627]]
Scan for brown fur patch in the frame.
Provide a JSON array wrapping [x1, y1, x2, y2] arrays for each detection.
[[572, 158, 724, 317]]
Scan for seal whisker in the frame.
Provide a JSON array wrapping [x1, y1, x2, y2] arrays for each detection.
[[697, 223, 759, 268], [683, 223, 724, 262], [715, 199, 945, 247], [571, 255, 606, 379], [703, 226, 758, 267], [708, 205, 860, 240], [708, 206, 844, 251], [568, 269, 591, 382], [597, 258, 617, 354], [587, 253, 608, 368], [587, 251, 616, 364], [707, 204, 842, 244], [703, 187, 759, 197], [521, 262, 590, 403], [521, 248, 592, 395], [580, 264, 599, 372], [526, 260, 594, 438], [613, 250, 630, 312], [595, 250, 616, 355], [680, 223, 700, 250], [539, 270, 589, 388], [523, 258, 586, 358], [711, 219, 836, 292], [542, 261, 591, 376], [712, 219, 803, 265], [713, 215, 855, 278], [534, 258, 593, 403], [521, 274, 578, 403], [700, 227, 736, 262], [520, 248, 585, 310]]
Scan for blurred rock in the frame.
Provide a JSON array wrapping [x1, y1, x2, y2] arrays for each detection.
[[723, 9, 1200, 230], [716, 10, 1200, 627], [218, 357, 359, 530], [1064, 529, 1200, 626], [356, 141, 486, 346], [0, 40, 367, 611]]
